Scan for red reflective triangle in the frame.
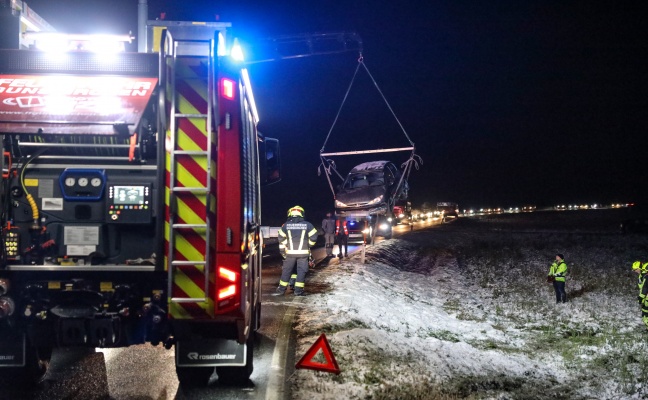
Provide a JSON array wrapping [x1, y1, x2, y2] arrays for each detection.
[[295, 333, 340, 374]]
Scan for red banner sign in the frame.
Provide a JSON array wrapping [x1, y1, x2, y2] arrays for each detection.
[[0, 74, 158, 135]]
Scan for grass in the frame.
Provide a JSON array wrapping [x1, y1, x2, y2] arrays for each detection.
[[445, 213, 648, 397], [294, 209, 648, 399], [424, 329, 461, 342]]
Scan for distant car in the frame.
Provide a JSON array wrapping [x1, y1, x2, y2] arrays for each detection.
[[436, 202, 459, 221], [334, 161, 409, 219], [345, 218, 394, 242]]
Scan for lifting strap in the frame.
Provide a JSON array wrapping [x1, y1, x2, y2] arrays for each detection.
[[318, 55, 422, 197]]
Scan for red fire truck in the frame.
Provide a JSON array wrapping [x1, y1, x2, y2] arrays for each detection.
[[0, 2, 279, 386]]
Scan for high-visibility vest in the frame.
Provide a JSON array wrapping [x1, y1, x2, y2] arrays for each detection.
[[549, 261, 568, 282], [278, 218, 318, 256], [335, 220, 348, 236]]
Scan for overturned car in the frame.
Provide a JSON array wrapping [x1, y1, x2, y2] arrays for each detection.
[[335, 160, 409, 225]]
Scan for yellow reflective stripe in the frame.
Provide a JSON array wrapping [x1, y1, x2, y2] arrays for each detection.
[[308, 228, 318, 237], [290, 274, 297, 279], [298, 230, 305, 251], [278, 230, 287, 237], [169, 302, 192, 319], [294, 282, 305, 288], [279, 280, 289, 287], [308, 240, 316, 246], [286, 249, 309, 255], [287, 230, 293, 250]]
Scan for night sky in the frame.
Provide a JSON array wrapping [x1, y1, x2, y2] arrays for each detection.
[[24, 1, 646, 225]]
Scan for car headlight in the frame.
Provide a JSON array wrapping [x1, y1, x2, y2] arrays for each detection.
[[362, 228, 371, 234], [335, 199, 348, 208], [366, 195, 384, 205], [379, 223, 389, 230]]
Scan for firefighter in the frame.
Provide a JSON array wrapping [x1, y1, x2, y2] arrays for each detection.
[[336, 216, 349, 258], [275, 206, 318, 296], [322, 212, 336, 258], [632, 261, 648, 331], [548, 253, 568, 303]]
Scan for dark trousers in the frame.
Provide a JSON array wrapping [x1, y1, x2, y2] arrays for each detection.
[[553, 280, 567, 303], [337, 235, 348, 256], [279, 256, 309, 293]]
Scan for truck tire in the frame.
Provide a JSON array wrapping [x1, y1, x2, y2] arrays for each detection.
[[27, 345, 52, 384], [216, 335, 254, 385], [252, 300, 261, 332], [6, 345, 52, 386], [176, 366, 214, 387]]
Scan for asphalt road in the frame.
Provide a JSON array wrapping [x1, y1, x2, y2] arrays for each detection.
[[0, 218, 442, 399]]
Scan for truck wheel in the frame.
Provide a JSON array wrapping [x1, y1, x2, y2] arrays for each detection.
[[7, 345, 52, 386], [26, 346, 52, 384], [176, 366, 214, 387], [216, 336, 253, 385], [252, 301, 261, 332]]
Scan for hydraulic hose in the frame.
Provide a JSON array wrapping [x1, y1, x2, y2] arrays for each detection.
[[25, 193, 39, 223], [19, 151, 45, 226]]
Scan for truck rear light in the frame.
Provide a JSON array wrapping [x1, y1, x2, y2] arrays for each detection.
[[217, 266, 239, 301], [221, 78, 235, 100]]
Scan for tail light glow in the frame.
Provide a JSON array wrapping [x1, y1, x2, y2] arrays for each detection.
[[221, 78, 235, 100], [217, 266, 239, 301]]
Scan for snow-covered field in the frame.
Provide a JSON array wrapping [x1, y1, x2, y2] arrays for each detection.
[[291, 209, 648, 399]]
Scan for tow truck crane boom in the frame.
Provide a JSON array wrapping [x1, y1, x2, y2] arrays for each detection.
[[242, 31, 363, 64]]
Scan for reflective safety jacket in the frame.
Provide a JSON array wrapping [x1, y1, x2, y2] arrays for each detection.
[[638, 262, 648, 303], [548, 260, 568, 282], [278, 216, 318, 257], [335, 219, 348, 236]]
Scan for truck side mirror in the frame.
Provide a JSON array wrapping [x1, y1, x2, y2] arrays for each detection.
[[260, 137, 281, 186]]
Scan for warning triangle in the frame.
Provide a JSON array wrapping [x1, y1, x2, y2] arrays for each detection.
[[295, 333, 341, 374]]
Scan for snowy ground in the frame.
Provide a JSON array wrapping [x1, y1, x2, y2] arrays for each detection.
[[290, 209, 648, 400]]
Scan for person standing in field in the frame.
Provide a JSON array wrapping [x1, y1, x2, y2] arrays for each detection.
[[548, 253, 568, 303], [632, 261, 648, 331]]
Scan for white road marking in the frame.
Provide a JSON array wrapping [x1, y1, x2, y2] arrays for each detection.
[[265, 296, 305, 400]]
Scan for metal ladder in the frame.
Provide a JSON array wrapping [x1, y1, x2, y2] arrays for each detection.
[[166, 36, 215, 306]]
